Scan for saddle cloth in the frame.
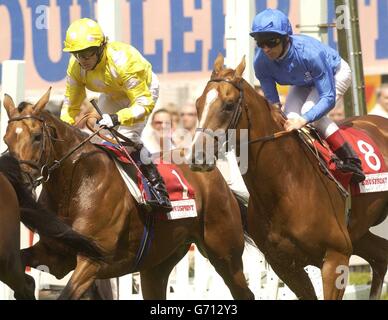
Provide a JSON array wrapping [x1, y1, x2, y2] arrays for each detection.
[[307, 126, 388, 195], [96, 143, 197, 220]]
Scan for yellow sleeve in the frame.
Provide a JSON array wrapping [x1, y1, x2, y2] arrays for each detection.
[[116, 70, 155, 127], [60, 61, 86, 125]]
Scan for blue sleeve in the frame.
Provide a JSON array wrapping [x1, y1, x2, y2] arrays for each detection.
[[254, 62, 280, 104], [302, 52, 336, 123]]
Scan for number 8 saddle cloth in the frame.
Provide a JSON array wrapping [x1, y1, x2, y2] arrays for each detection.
[[307, 125, 388, 195]]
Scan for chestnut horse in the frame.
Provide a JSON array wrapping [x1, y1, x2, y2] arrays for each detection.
[[0, 153, 104, 299], [191, 54, 388, 300], [2, 91, 254, 300]]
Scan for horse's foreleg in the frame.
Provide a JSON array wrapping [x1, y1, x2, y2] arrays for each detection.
[[21, 241, 76, 279], [202, 227, 255, 300], [353, 231, 388, 300], [321, 249, 350, 300], [58, 257, 100, 300], [205, 249, 255, 300], [140, 245, 191, 299], [264, 248, 318, 300]]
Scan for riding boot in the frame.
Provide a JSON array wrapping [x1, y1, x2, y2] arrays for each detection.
[[326, 130, 366, 183], [130, 143, 173, 214]]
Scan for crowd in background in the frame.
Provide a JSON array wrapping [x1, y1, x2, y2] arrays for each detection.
[[30, 82, 388, 209], [41, 82, 388, 157]]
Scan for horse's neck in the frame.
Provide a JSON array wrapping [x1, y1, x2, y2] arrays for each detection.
[[244, 91, 285, 141], [242, 92, 306, 183], [43, 113, 97, 206], [45, 113, 92, 157]]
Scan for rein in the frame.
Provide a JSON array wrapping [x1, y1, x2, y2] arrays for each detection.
[[195, 77, 349, 198], [196, 78, 291, 146], [8, 114, 106, 188], [34, 127, 107, 186], [9, 112, 155, 270]]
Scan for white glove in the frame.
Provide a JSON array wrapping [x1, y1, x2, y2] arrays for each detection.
[[97, 113, 119, 128]]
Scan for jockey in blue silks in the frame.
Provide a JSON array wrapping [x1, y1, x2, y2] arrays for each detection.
[[251, 8, 365, 183]]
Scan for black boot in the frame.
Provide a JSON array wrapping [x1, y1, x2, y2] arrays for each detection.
[[130, 143, 172, 214], [334, 142, 366, 183], [140, 161, 173, 214]]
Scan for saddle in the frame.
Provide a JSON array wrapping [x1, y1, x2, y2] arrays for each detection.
[[95, 143, 198, 220], [299, 125, 388, 196]]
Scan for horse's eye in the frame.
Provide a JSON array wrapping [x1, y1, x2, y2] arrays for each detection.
[[224, 102, 235, 111], [32, 133, 42, 143]]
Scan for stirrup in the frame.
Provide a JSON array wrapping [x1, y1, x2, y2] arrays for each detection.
[[138, 200, 172, 214], [350, 172, 366, 184], [146, 199, 172, 214], [337, 161, 366, 183]]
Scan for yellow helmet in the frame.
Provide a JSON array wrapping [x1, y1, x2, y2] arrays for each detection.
[[63, 18, 105, 52]]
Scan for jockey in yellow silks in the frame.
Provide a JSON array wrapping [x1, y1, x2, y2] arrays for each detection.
[[60, 18, 172, 213]]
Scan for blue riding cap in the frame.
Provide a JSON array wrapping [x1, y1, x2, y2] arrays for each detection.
[[250, 9, 293, 37]]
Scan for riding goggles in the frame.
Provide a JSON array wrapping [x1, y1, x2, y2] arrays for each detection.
[[256, 37, 282, 49], [72, 47, 99, 60]]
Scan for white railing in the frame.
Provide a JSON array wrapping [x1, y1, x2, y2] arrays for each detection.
[[1, 233, 380, 300], [116, 244, 323, 300]]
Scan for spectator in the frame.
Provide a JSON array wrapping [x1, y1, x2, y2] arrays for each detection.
[[180, 104, 198, 137], [142, 108, 174, 154], [173, 104, 198, 149], [369, 84, 388, 118], [165, 103, 180, 132]]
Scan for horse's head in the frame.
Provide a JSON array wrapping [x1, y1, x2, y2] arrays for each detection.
[[3, 88, 54, 180], [190, 54, 247, 172]]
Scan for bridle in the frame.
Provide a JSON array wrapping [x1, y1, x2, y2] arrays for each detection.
[[197, 78, 245, 136], [7, 114, 105, 188], [196, 77, 290, 147], [194, 76, 349, 197], [8, 115, 57, 185]]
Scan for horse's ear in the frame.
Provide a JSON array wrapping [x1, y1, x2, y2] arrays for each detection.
[[234, 55, 246, 79], [211, 53, 225, 79], [33, 87, 51, 114], [3, 94, 16, 118]]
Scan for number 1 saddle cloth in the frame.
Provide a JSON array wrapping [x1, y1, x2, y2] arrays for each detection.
[[96, 143, 197, 220]]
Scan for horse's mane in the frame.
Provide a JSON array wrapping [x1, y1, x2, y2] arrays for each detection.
[[240, 77, 286, 129], [40, 109, 89, 139], [17, 101, 33, 113], [215, 68, 286, 129], [214, 68, 236, 80], [16, 101, 88, 138]]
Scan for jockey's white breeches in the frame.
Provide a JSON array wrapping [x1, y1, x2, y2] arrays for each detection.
[[285, 59, 351, 138], [97, 72, 160, 144]]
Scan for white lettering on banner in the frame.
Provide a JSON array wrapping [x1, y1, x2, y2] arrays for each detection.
[[357, 140, 381, 171], [359, 173, 388, 193], [167, 199, 197, 220]]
